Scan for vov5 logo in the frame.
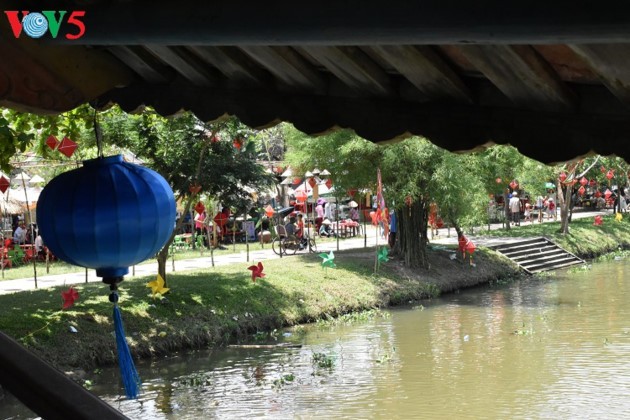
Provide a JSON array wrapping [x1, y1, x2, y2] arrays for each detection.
[[4, 11, 86, 40]]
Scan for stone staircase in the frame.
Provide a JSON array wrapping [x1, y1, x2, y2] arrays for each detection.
[[488, 237, 585, 273]]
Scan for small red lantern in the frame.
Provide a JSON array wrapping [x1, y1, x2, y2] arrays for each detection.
[[210, 135, 219, 144], [189, 184, 201, 194], [579, 176, 588, 186], [295, 190, 308, 204], [495, 178, 502, 184], [325, 178, 333, 189], [46, 135, 59, 150], [595, 190, 602, 198], [347, 189, 357, 197], [58, 137, 78, 157], [233, 138, 243, 149], [0, 176, 9, 193], [559, 172, 567, 183], [308, 177, 316, 188], [509, 179, 519, 190], [606, 170, 614, 180], [194, 201, 205, 215], [264, 205, 275, 218], [578, 185, 586, 195], [600, 165, 607, 173], [605, 189, 612, 199], [589, 179, 597, 187]]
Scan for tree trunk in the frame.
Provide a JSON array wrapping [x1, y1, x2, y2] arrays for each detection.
[[559, 183, 572, 234], [396, 199, 429, 268]]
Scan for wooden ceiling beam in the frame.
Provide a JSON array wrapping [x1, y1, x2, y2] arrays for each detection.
[[144, 45, 215, 87], [239, 46, 326, 92], [458, 45, 576, 112], [21, 0, 630, 46], [108, 46, 173, 84], [570, 44, 630, 107], [368, 45, 472, 103], [299, 46, 392, 96], [188, 46, 269, 87]]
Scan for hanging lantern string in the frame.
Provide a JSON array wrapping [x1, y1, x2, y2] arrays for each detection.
[[93, 108, 104, 159]]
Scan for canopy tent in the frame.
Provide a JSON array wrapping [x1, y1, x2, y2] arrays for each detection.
[[0, 195, 25, 214], [290, 181, 335, 198]]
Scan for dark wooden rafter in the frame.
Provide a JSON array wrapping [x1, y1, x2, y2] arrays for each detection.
[[569, 44, 630, 107], [298, 46, 392, 96], [108, 46, 173, 84], [366, 45, 473, 103], [187, 46, 269, 87], [458, 45, 577, 112], [239, 46, 326, 92], [144, 45, 215, 87]]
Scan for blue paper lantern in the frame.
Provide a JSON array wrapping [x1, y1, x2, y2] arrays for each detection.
[[37, 155, 176, 280]]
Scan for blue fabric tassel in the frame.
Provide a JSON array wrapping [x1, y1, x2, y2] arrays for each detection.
[[113, 304, 141, 399]]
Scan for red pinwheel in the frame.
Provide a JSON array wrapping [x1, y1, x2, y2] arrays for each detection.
[[58, 137, 78, 158], [61, 287, 79, 309], [594, 215, 603, 226], [247, 262, 265, 282], [265, 205, 275, 217], [46, 135, 59, 150], [0, 176, 9, 193]]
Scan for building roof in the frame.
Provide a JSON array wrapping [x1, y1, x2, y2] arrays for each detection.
[[2, 0, 630, 163]]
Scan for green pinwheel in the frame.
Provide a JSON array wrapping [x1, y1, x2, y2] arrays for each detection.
[[377, 246, 389, 265], [319, 251, 336, 269]]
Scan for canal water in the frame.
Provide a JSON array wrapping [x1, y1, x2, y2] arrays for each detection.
[[3, 258, 630, 419]]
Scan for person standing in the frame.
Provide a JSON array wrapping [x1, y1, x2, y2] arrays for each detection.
[[509, 192, 521, 226], [388, 209, 397, 247], [315, 199, 325, 234], [535, 195, 544, 223], [13, 222, 26, 245]]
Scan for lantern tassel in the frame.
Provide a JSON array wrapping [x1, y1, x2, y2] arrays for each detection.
[[113, 303, 141, 399]]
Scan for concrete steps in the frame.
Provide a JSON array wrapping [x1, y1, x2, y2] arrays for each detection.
[[488, 237, 584, 273]]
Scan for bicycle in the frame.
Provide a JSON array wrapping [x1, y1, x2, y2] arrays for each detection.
[[271, 226, 317, 256]]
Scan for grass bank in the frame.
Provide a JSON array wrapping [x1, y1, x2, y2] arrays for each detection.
[[1, 213, 627, 371]]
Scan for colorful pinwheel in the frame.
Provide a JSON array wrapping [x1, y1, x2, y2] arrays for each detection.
[[147, 274, 170, 297], [319, 251, 336, 269], [615, 212, 623, 222], [247, 262, 266, 282], [377, 246, 389, 269], [594, 215, 603, 226], [61, 287, 79, 309]]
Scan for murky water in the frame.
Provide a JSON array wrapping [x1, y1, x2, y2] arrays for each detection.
[[3, 259, 630, 419]]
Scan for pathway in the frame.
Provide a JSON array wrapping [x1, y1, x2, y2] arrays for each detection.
[[0, 208, 611, 294]]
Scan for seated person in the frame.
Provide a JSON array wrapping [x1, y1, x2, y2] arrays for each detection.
[[284, 216, 297, 237], [13, 222, 26, 245], [319, 219, 335, 237], [295, 214, 307, 248]]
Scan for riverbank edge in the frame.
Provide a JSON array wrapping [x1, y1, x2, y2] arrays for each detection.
[[6, 216, 630, 374]]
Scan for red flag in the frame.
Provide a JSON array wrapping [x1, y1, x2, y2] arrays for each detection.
[[376, 168, 385, 221]]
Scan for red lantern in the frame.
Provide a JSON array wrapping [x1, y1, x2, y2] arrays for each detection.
[[600, 165, 607, 173], [606, 170, 614, 180], [46, 135, 59, 150], [605, 189, 612, 199], [58, 137, 78, 157], [213, 212, 229, 227], [0, 176, 9, 193], [308, 177, 316, 188], [495, 178, 502, 184], [347, 189, 357, 197], [295, 190, 308, 203], [194, 201, 205, 215], [579, 176, 588, 186], [189, 184, 201, 194], [211, 135, 219, 143], [595, 190, 602, 198], [578, 185, 586, 195], [325, 178, 333, 189], [233, 138, 243, 149], [589, 179, 597, 187], [509, 179, 518, 190], [559, 172, 567, 183], [264, 205, 275, 217]]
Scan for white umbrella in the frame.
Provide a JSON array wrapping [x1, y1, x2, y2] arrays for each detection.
[[29, 175, 45, 185]]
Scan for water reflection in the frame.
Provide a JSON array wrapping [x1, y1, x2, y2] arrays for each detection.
[[3, 259, 630, 419]]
